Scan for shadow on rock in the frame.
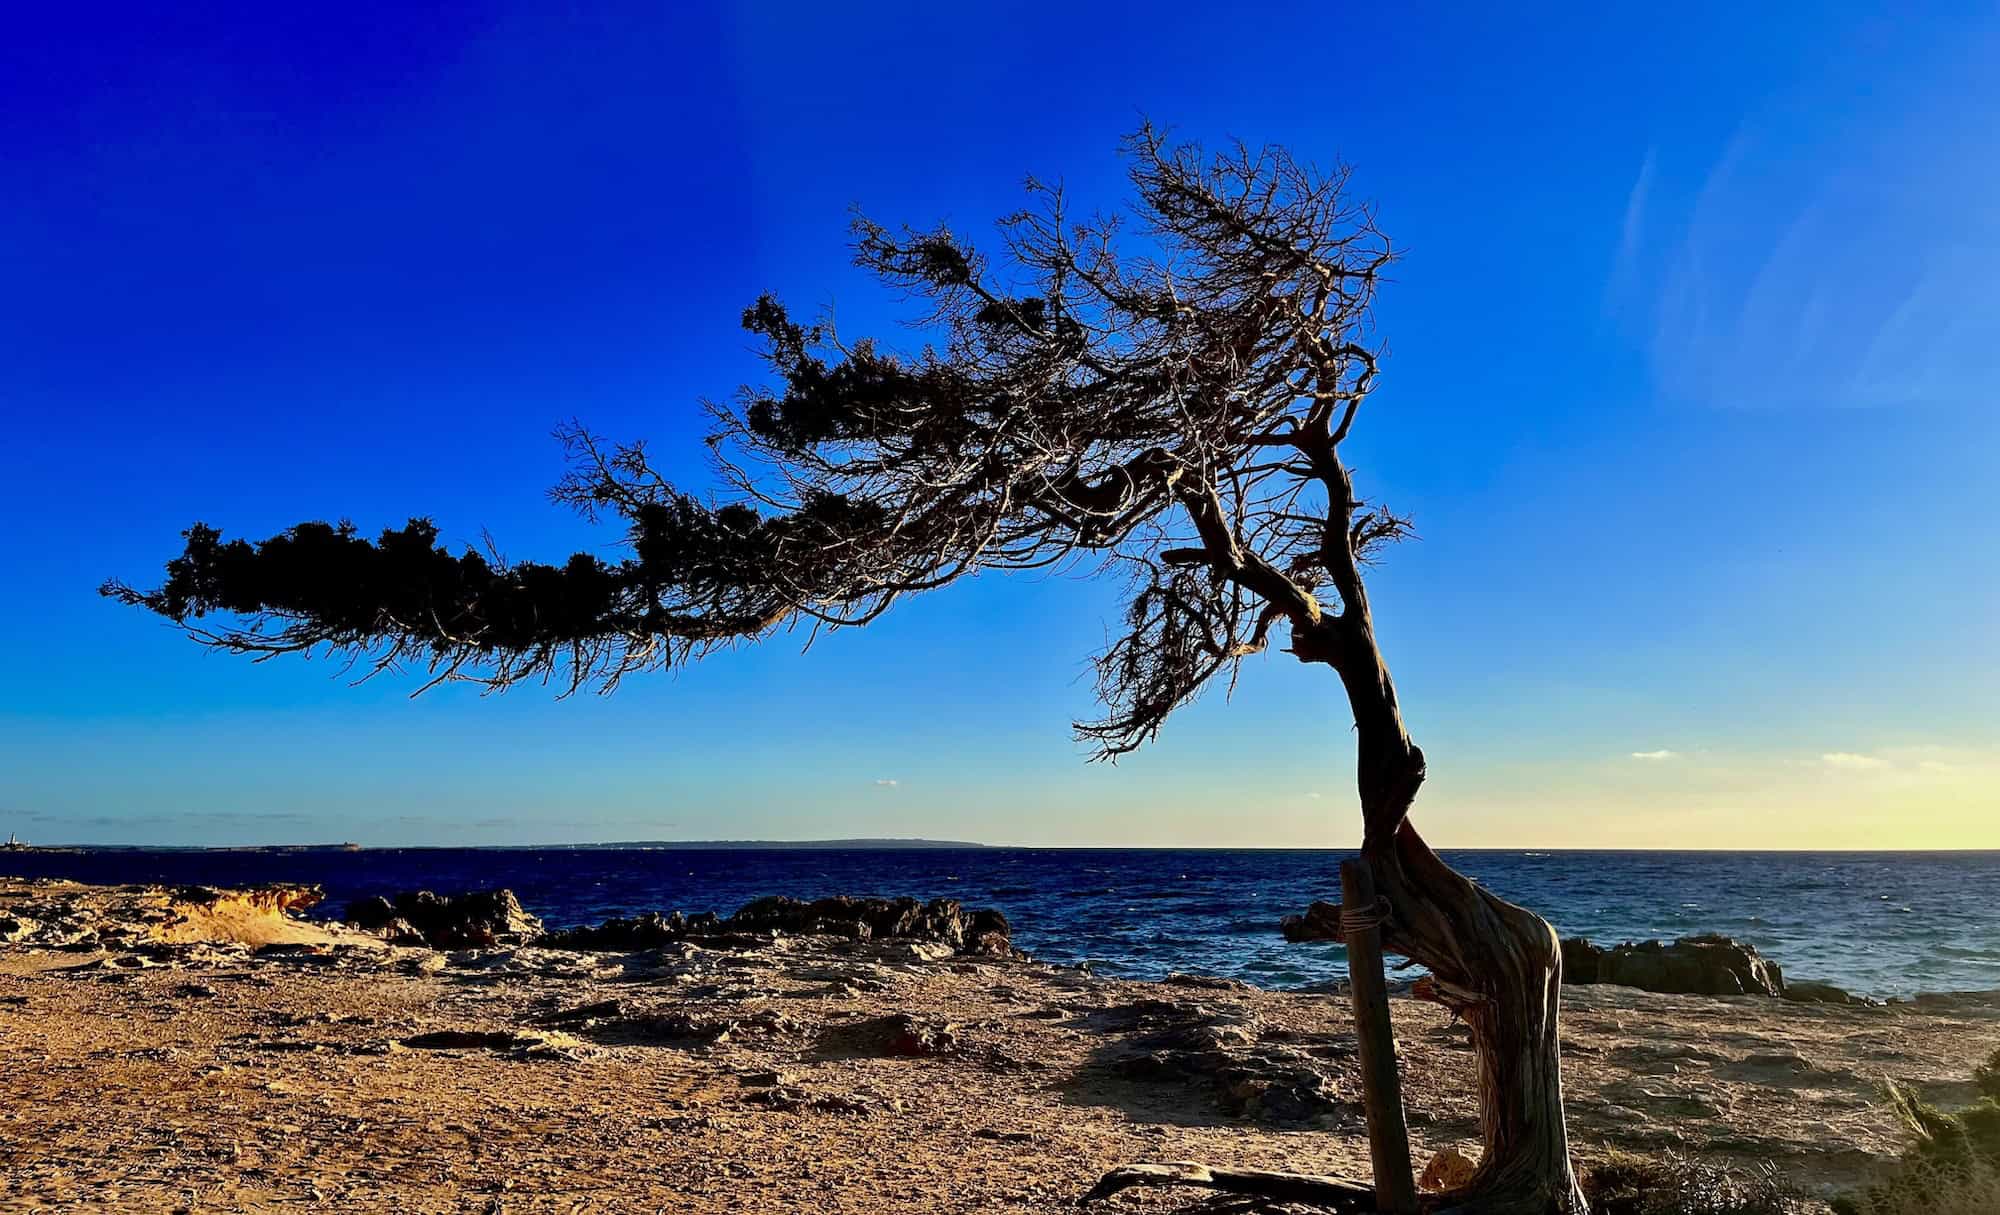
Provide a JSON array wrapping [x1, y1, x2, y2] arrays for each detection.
[[1058, 997, 1362, 1129]]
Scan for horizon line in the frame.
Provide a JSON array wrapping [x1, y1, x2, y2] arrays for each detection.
[[12, 838, 2000, 855]]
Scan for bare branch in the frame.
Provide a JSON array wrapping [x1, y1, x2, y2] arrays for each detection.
[[109, 126, 1397, 758]]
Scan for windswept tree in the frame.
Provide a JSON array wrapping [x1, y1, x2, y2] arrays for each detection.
[[109, 128, 1586, 1213]]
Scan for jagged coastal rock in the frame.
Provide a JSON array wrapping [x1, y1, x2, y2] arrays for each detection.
[[1782, 979, 1872, 1006], [728, 895, 1015, 957], [1560, 934, 1784, 997], [345, 888, 543, 948], [539, 894, 1017, 958], [1102, 998, 1352, 1124], [1278, 900, 1345, 943], [343, 887, 1018, 959], [1291, 909, 1846, 1004]]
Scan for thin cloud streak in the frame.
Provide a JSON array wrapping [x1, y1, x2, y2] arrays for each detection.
[[1625, 82, 2000, 411], [1820, 752, 1888, 771], [1604, 148, 1656, 314]]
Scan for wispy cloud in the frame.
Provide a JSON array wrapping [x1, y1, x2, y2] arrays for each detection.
[[24, 810, 318, 827], [1630, 749, 1679, 761], [1304, 791, 1323, 800], [1820, 752, 1888, 771], [873, 778, 900, 788], [1605, 148, 1657, 313], [1625, 102, 2000, 410]]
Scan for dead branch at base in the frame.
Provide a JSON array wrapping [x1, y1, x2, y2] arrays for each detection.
[[1079, 1161, 1376, 1210]]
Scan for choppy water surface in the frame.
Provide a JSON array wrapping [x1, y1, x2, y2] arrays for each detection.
[[8, 847, 1997, 998]]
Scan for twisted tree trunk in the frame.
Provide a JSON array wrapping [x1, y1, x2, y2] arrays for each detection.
[[1332, 599, 1586, 1213], [1089, 475, 1587, 1212], [1370, 824, 1583, 1213]]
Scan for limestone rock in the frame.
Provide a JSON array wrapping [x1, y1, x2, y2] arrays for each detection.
[[818, 1012, 961, 1058], [542, 894, 1016, 958], [1564, 934, 1784, 997], [1783, 979, 1873, 1006], [1163, 973, 1255, 992], [730, 895, 1013, 957], [748, 1085, 810, 1111], [170, 885, 323, 916], [346, 889, 542, 949], [402, 1030, 523, 1050], [541, 911, 711, 950], [1279, 900, 1344, 943], [527, 998, 626, 1026], [1561, 937, 1603, 984], [1107, 1003, 1350, 1125], [875, 1013, 960, 1057], [1419, 1145, 1480, 1192], [737, 1069, 791, 1088]]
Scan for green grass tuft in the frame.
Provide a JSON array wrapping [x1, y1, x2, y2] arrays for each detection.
[[1974, 1047, 2000, 1102], [1582, 1150, 1814, 1215], [1832, 1081, 2000, 1215]]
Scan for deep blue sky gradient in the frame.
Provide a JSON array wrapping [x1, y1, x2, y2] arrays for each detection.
[[4, 4, 1995, 846]]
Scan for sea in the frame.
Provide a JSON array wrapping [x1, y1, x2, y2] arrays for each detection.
[[6, 847, 1998, 999]]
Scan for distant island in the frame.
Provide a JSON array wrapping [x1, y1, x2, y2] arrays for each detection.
[[530, 838, 992, 851], [17, 838, 992, 852]]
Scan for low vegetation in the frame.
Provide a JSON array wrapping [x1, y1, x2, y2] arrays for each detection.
[[1832, 1080, 2000, 1215], [1581, 1151, 1812, 1215], [1974, 1046, 2000, 1101]]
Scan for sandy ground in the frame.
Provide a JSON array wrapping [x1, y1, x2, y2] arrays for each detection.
[[2, 877, 1997, 1214]]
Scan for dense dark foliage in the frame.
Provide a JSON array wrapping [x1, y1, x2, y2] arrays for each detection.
[[108, 126, 1402, 746]]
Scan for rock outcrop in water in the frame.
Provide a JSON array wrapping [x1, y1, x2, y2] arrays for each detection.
[[542, 895, 1017, 958], [1781, 979, 1870, 1005], [1560, 934, 1785, 997], [345, 889, 543, 948], [1285, 918, 1804, 1001], [1278, 900, 1344, 944]]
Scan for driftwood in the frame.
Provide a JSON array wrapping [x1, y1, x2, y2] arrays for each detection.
[[1342, 858, 1419, 1213], [1079, 1161, 1376, 1209]]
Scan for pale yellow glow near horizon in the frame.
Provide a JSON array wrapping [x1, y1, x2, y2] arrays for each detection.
[[1015, 744, 2000, 851], [1352, 745, 1999, 852]]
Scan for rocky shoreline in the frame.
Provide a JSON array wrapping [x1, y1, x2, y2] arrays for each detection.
[[4, 875, 1999, 1212], [1286, 898, 1882, 1005]]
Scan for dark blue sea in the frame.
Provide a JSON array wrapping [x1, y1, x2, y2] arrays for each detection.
[[7, 847, 1998, 998]]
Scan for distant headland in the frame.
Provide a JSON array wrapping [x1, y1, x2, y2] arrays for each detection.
[[525, 838, 991, 851], [12, 838, 991, 852]]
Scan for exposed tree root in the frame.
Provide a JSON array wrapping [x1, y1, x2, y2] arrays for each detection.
[[1079, 1160, 1377, 1209]]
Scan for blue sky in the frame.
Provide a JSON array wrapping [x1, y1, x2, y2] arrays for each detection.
[[3, 3, 1994, 848]]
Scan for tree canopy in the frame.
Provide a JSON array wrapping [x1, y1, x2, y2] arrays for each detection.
[[108, 126, 1407, 760], [108, 127, 1593, 1211]]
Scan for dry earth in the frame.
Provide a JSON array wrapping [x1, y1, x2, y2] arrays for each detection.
[[3, 877, 1997, 1214]]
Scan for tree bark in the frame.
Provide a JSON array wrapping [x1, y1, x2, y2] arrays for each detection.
[[1314, 543, 1586, 1212], [1367, 824, 1585, 1214], [1090, 419, 1587, 1210], [1087, 652, 1589, 1212]]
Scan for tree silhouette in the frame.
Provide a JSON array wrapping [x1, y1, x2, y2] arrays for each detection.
[[108, 127, 1585, 1213]]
